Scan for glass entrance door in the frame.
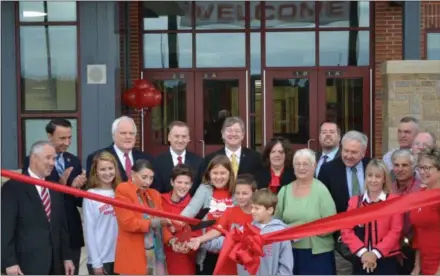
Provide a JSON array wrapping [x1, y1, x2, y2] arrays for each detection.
[[143, 71, 195, 156], [264, 70, 319, 151], [317, 69, 371, 154], [194, 70, 248, 157]]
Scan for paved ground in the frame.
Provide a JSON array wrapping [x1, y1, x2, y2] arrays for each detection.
[[78, 208, 88, 275]]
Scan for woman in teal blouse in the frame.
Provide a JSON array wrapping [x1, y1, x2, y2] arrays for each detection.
[[276, 148, 337, 275]]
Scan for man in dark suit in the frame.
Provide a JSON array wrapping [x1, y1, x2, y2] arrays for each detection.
[[2, 141, 74, 275], [86, 116, 154, 181], [153, 121, 202, 193], [315, 121, 341, 177], [318, 130, 371, 275], [193, 116, 262, 195], [21, 118, 86, 275]]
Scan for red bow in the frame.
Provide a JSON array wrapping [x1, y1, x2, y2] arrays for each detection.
[[228, 223, 265, 275]]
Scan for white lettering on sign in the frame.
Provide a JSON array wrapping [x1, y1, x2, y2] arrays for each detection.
[[179, 2, 350, 27]]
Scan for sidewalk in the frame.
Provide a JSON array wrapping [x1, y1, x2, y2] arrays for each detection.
[[78, 208, 88, 275]]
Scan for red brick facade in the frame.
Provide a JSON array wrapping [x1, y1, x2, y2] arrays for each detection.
[[121, 2, 440, 156]]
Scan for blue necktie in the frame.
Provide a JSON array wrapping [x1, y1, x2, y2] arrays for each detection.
[[55, 153, 65, 176]]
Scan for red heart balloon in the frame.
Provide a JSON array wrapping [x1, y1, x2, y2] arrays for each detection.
[[122, 88, 140, 108], [136, 87, 156, 108]]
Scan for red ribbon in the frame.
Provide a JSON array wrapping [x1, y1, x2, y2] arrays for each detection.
[[2, 169, 440, 275], [228, 223, 265, 275]]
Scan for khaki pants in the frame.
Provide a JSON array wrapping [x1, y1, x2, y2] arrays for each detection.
[[335, 250, 353, 275]]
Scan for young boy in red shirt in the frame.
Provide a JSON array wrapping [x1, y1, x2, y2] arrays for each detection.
[[189, 174, 256, 274]]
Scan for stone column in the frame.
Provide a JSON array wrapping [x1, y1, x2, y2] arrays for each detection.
[[381, 61, 440, 153]]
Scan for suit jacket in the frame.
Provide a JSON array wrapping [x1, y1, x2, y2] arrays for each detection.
[[152, 150, 202, 193], [192, 147, 262, 195], [256, 166, 296, 193], [1, 173, 71, 274], [22, 152, 85, 249], [113, 182, 173, 275], [86, 144, 154, 182], [318, 157, 370, 214]]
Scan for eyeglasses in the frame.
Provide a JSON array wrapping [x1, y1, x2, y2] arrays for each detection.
[[415, 165, 438, 173]]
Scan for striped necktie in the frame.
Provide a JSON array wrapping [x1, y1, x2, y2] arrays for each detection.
[[55, 153, 65, 176], [40, 187, 51, 222]]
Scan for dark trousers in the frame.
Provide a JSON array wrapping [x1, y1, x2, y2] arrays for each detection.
[[71, 247, 82, 275], [399, 246, 416, 275], [196, 252, 218, 275], [87, 262, 116, 275], [353, 256, 398, 275]]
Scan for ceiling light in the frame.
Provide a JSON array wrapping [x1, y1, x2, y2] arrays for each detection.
[[23, 11, 47, 18]]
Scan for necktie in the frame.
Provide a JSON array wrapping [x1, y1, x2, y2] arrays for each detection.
[[40, 187, 51, 222], [231, 153, 239, 178], [124, 153, 132, 178], [177, 156, 183, 165], [351, 167, 361, 196], [322, 155, 329, 164], [55, 153, 65, 176]]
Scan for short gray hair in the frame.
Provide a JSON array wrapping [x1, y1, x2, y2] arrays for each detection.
[[341, 130, 368, 149], [293, 148, 317, 165], [29, 140, 54, 156], [391, 149, 416, 169], [222, 116, 245, 132], [111, 116, 137, 136], [400, 116, 419, 129], [413, 131, 437, 145]]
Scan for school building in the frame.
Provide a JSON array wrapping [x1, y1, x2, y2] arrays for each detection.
[[1, 1, 440, 169]]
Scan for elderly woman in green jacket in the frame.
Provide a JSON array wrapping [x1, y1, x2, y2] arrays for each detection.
[[276, 148, 337, 275]]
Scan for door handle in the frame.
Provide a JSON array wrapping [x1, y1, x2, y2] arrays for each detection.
[[307, 138, 315, 149], [198, 140, 206, 158]]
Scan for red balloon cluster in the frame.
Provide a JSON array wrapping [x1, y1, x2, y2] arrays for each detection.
[[122, 79, 162, 109]]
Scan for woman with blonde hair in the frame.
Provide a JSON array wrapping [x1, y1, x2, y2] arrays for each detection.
[[181, 155, 236, 275], [83, 151, 122, 275], [342, 159, 403, 275]]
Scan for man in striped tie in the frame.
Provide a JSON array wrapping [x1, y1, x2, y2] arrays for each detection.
[[2, 141, 75, 275]]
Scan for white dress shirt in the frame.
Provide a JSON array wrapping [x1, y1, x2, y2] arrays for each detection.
[[170, 147, 186, 166], [28, 168, 46, 197], [225, 146, 242, 165], [113, 145, 133, 171]]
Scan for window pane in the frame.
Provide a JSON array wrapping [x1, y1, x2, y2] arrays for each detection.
[[19, 1, 77, 22], [23, 118, 78, 157], [143, 33, 192, 69], [319, 1, 369, 28], [195, 2, 245, 30], [202, 79, 239, 145], [272, 78, 310, 144], [266, 32, 315, 67], [196, 33, 246, 67], [150, 80, 187, 145], [265, 2, 316, 28], [20, 26, 77, 111], [319, 31, 369, 66], [142, 1, 192, 30], [427, 33, 440, 60], [325, 78, 363, 134]]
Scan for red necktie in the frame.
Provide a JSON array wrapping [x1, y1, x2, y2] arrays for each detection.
[[40, 187, 51, 221], [177, 156, 183, 165], [124, 153, 132, 178]]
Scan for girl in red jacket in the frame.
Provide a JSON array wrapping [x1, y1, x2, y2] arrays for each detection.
[[341, 159, 403, 275], [161, 164, 197, 275]]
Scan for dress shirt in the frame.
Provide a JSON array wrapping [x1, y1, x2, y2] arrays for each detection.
[[225, 146, 241, 165], [345, 162, 365, 197], [170, 147, 186, 166], [28, 168, 46, 197], [113, 145, 133, 171], [316, 147, 340, 176]]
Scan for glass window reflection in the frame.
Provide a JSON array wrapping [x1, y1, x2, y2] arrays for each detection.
[[196, 33, 246, 68], [142, 1, 192, 30], [143, 33, 192, 68], [20, 26, 77, 111], [195, 1, 245, 30], [427, 33, 440, 60], [266, 32, 315, 67], [319, 1, 369, 28], [319, 31, 369, 66], [19, 1, 77, 22], [265, 1, 316, 28]]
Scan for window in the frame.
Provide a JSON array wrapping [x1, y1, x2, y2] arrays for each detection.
[[426, 31, 440, 60], [17, 1, 80, 163]]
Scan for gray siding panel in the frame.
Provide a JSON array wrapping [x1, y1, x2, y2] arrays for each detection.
[[403, 1, 421, 60], [1, 2, 19, 169]]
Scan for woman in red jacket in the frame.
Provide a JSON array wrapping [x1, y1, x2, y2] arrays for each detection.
[[410, 146, 440, 276], [161, 164, 197, 275], [341, 159, 403, 275]]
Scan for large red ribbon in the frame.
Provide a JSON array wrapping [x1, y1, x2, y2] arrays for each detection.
[[2, 169, 440, 275], [214, 189, 440, 274]]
